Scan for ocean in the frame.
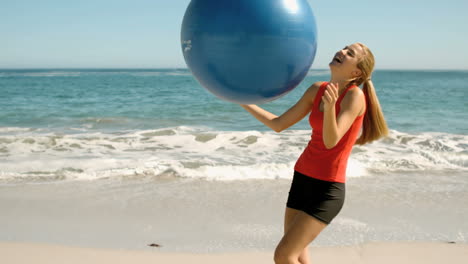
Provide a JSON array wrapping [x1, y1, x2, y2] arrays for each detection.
[[0, 69, 467, 252]]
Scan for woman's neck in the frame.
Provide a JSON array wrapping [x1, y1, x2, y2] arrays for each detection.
[[329, 76, 353, 95]]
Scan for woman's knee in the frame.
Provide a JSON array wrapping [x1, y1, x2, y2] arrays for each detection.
[[274, 247, 298, 264]]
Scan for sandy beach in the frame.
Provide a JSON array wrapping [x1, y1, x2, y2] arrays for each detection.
[[2, 241, 467, 264]]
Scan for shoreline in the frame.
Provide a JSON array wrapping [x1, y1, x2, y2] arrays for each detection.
[[1, 241, 467, 264]]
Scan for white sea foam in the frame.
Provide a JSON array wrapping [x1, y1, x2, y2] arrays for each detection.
[[0, 127, 466, 183], [0, 127, 36, 133], [351, 129, 468, 172]]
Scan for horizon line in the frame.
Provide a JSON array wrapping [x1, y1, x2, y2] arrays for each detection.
[[1, 67, 467, 71]]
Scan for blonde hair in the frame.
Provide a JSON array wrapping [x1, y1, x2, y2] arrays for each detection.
[[352, 43, 389, 145]]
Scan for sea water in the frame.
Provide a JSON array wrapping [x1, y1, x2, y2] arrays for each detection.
[[0, 69, 466, 182], [0, 69, 467, 251]]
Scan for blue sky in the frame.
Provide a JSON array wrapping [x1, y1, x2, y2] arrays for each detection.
[[1, 0, 467, 69]]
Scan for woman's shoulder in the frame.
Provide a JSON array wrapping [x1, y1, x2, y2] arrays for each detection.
[[344, 85, 365, 101], [298, 81, 326, 105], [304, 81, 327, 98], [341, 85, 366, 113]]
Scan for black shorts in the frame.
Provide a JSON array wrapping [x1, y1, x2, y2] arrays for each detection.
[[286, 171, 345, 224]]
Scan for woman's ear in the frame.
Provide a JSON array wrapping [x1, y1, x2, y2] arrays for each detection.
[[352, 69, 362, 78]]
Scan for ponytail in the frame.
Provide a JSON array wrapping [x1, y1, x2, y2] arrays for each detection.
[[355, 79, 389, 145]]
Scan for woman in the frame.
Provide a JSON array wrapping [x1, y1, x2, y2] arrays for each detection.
[[241, 43, 388, 264]]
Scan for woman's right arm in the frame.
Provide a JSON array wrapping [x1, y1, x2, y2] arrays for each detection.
[[240, 82, 322, 132]]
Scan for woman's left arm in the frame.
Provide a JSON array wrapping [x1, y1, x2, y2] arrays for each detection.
[[322, 83, 365, 149]]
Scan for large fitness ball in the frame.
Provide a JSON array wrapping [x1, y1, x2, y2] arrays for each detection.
[[181, 0, 317, 104]]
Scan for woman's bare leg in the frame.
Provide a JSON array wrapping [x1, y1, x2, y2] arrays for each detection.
[[284, 207, 311, 264], [275, 210, 327, 264]]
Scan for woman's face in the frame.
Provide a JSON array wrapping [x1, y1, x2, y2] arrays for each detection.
[[329, 43, 365, 78]]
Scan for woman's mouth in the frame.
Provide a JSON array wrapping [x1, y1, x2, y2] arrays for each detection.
[[333, 57, 342, 64]]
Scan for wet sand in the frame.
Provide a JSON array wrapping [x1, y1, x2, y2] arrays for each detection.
[[1, 241, 467, 264]]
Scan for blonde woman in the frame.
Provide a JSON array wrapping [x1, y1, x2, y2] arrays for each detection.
[[241, 43, 388, 264]]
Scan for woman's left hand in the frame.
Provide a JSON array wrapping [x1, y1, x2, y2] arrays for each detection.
[[322, 82, 339, 111]]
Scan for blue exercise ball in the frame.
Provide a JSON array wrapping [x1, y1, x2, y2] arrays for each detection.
[[181, 0, 317, 104]]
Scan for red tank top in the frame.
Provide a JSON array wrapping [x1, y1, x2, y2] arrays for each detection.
[[294, 82, 365, 183]]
